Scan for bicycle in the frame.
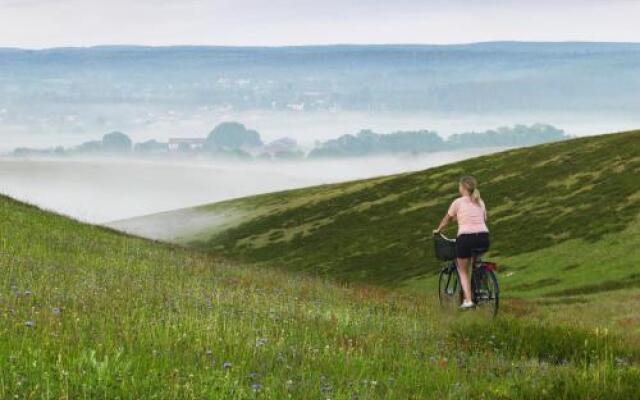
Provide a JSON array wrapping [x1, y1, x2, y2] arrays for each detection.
[[434, 233, 500, 317]]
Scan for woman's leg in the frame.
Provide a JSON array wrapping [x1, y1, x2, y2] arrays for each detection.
[[457, 257, 473, 303]]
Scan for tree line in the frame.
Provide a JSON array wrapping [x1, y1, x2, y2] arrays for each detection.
[[12, 122, 569, 160]]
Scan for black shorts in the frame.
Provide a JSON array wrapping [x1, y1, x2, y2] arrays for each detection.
[[456, 232, 490, 258]]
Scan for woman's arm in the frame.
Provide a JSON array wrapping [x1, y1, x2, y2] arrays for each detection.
[[482, 200, 488, 222], [434, 213, 452, 234], [435, 199, 458, 233]]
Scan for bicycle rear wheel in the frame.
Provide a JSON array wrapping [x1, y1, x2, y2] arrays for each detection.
[[438, 265, 462, 311], [473, 267, 499, 318]]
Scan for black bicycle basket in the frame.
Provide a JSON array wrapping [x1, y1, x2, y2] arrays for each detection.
[[434, 235, 456, 261]]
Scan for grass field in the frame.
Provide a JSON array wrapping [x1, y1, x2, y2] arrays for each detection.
[[4, 130, 640, 398], [2, 194, 640, 398]]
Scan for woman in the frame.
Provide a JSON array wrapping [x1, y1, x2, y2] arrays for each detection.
[[434, 175, 490, 309]]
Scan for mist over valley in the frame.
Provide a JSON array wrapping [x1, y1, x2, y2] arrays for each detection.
[[0, 147, 502, 223]]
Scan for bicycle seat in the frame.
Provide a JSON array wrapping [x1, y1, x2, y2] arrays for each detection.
[[470, 248, 486, 257]]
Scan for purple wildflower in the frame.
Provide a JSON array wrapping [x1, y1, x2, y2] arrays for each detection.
[[251, 383, 263, 392]]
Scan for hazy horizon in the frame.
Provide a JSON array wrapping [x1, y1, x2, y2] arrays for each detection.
[[4, 40, 640, 51], [2, 0, 639, 48]]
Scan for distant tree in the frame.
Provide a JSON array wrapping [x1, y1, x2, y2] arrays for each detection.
[[12, 147, 55, 157], [75, 140, 103, 153], [134, 139, 168, 153], [445, 124, 568, 149], [263, 137, 303, 160], [308, 129, 444, 158], [272, 150, 305, 160], [224, 148, 253, 159], [206, 122, 263, 150], [381, 130, 444, 152], [12, 147, 31, 157], [102, 131, 132, 152], [265, 137, 299, 153]]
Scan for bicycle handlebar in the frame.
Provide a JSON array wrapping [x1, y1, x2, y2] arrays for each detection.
[[433, 232, 455, 241]]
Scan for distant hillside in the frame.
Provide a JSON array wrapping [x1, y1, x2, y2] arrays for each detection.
[[112, 130, 640, 295], [3, 42, 640, 114], [3, 42, 640, 140]]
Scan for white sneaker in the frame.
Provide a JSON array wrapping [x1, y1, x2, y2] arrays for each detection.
[[459, 300, 475, 310]]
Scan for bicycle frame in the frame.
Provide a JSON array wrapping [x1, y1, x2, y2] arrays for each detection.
[[436, 232, 499, 315], [442, 258, 483, 293]]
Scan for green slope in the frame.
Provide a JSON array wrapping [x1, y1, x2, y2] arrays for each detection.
[[113, 130, 640, 295], [2, 184, 640, 397]]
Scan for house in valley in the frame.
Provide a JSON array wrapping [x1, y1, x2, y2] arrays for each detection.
[[168, 138, 206, 152]]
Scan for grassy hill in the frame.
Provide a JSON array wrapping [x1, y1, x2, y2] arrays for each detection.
[[112, 130, 640, 298], [3, 188, 640, 398]]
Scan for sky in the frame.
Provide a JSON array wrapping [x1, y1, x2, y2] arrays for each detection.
[[1, 0, 639, 48]]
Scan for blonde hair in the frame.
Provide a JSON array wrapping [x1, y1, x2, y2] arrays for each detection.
[[460, 175, 482, 205]]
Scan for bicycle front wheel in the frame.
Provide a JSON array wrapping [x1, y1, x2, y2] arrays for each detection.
[[438, 265, 462, 311]]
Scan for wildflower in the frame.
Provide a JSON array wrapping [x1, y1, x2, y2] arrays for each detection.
[[615, 357, 629, 367], [251, 383, 263, 392], [320, 375, 333, 394], [10, 284, 20, 296]]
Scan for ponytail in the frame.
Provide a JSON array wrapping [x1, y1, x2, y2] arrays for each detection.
[[471, 188, 482, 204], [460, 175, 482, 205]]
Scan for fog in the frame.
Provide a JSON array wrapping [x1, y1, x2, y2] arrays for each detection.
[[0, 147, 502, 224]]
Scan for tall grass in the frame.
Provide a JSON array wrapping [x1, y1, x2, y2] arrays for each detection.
[[1, 195, 640, 398]]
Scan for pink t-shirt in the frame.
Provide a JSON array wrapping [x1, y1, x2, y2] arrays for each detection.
[[447, 196, 489, 236]]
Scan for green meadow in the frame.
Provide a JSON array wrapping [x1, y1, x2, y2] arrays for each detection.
[[3, 129, 640, 398], [116, 130, 640, 296]]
